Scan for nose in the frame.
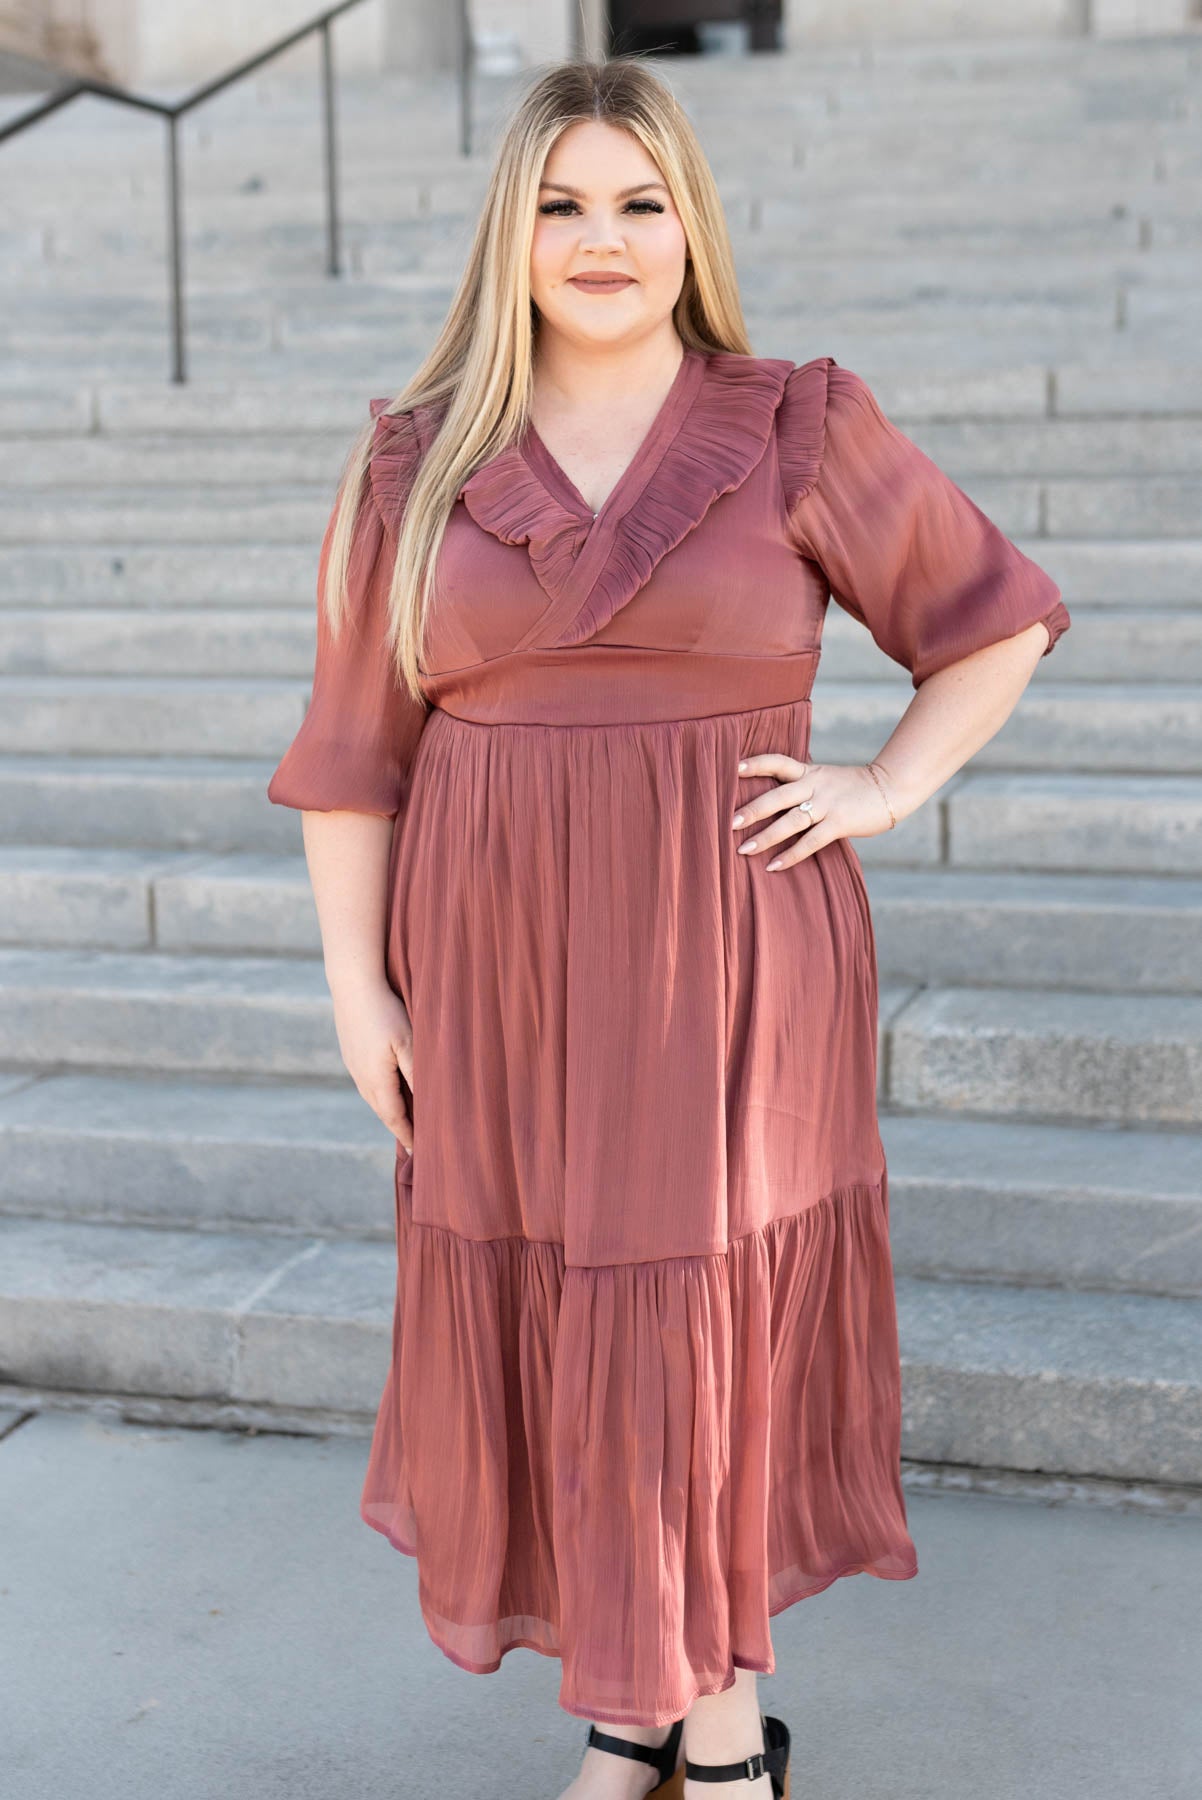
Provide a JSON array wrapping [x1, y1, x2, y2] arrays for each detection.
[[579, 218, 626, 254]]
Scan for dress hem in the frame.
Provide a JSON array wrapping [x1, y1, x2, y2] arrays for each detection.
[[361, 1501, 918, 1726], [361, 1167, 918, 1727]]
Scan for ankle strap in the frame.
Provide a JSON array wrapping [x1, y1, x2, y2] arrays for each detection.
[[683, 1712, 789, 1787], [586, 1716, 683, 1780]]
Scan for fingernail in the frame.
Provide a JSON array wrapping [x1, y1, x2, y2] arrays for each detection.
[[766, 860, 782, 871], [740, 840, 756, 853], [737, 760, 748, 771], [732, 813, 744, 827]]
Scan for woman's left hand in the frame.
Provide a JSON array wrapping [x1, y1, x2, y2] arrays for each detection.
[[733, 754, 897, 869]]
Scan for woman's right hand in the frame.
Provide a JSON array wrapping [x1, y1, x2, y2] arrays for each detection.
[[329, 977, 415, 1152]]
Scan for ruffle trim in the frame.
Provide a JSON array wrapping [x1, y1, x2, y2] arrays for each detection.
[[366, 396, 443, 539], [564, 350, 798, 647], [457, 440, 593, 601], [777, 353, 838, 514], [360, 1163, 919, 1726], [455, 351, 799, 645]]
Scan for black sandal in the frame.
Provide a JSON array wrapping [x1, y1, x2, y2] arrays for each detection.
[[682, 1711, 791, 1799], [585, 1716, 686, 1796]]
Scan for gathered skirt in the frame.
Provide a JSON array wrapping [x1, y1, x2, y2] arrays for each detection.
[[359, 695, 919, 1726]]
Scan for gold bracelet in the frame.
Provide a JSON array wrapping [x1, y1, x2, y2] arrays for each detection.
[[866, 760, 896, 830]]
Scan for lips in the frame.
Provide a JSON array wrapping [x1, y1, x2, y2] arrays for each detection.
[[568, 275, 635, 290]]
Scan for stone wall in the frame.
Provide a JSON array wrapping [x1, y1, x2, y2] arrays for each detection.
[[7, 0, 1198, 88]]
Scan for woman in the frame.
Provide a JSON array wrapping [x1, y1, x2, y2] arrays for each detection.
[[267, 56, 1070, 1800]]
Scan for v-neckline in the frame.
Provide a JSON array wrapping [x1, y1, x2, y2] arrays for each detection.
[[520, 344, 704, 533], [452, 346, 797, 653]]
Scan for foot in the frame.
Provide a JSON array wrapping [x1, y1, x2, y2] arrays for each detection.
[[557, 1720, 685, 1800]]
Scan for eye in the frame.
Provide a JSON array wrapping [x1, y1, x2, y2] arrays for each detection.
[[538, 198, 666, 216]]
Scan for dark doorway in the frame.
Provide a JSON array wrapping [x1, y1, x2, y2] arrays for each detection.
[[607, 1, 782, 56]]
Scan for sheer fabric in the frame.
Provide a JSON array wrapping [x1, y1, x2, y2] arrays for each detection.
[[783, 361, 1070, 686], [268, 348, 1070, 1724]]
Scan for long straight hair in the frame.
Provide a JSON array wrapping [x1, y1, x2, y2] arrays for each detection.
[[321, 55, 755, 706]]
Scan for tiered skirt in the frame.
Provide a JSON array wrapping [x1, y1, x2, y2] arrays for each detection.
[[360, 696, 918, 1726]]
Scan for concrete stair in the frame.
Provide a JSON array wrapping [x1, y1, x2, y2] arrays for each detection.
[[0, 33, 1200, 1486]]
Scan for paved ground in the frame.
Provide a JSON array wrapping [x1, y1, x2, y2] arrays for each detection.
[[2, 1404, 1198, 1800]]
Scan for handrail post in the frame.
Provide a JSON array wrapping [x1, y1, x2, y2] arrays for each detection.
[[0, 1, 384, 381], [458, 0, 472, 158], [165, 111, 186, 383], [320, 16, 341, 276]]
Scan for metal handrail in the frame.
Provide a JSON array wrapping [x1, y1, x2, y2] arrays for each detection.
[[0, 0, 476, 382]]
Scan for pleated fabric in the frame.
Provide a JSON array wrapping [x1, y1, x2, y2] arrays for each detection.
[[268, 344, 1071, 1725], [362, 1159, 913, 1726]]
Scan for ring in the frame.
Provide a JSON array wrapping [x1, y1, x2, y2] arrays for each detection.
[[799, 800, 814, 815]]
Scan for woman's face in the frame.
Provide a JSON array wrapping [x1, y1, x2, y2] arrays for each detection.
[[529, 119, 689, 351]]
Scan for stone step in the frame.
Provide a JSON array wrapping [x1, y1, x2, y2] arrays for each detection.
[[0, 608, 309, 678], [1, 1073, 1195, 1298], [6, 128, 1196, 209], [10, 211, 1197, 274], [1, 847, 1196, 996], [0, 532, 1198, 607], [0, 847, 316, 954], [885, 984, 1202, 1128], [789, 141, 1182, 191], [0, 671, 1195, 769], [883, 1112, 1202, 1298], [0, 946, 1195, 1127], [821, 606, 1202, 683], [0, 189, 1178, 236], [767, 212, 1201, 256], [864, 866, 1201, 994], [810, 680, 1202, 775], [0, 754, 293, 854], [0, 945, 342, 1080], [8, 414, 1202, 486], [9, 360, 1202, 444], [1, 45, 1188, 121], [5, 473, 1202, 539], [0, 491, 329, 544], [0, 1212, 395, 1418], [10, 366, 1057, 433], [7, 194, 1195, 274], [5, 324, 1199, 385], [1025, 540, 1202, 604], [894, 1273, 1202, 1485], [0, 757, 1196, 875], [1, 436, 351, 489], [0, 675, 303, 758], [0, 1069, 397, 1239], [9, 237, 1202, 299], [0, 1210, 1196, 1481], [4, 131, 1195, 194], [0, 602, 1193, 682], [0, 297, 1154, 361], [0, 543, 316, 604], [1046, 474, 1202, 536], [917, 416, 1202, 478], [935, 770, 1202, 876]]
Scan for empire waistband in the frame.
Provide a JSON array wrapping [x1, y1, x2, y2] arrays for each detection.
[[420, 645, 820, 727]]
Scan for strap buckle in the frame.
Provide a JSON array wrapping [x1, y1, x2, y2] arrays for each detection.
[[745, 1752, 766, 1780]]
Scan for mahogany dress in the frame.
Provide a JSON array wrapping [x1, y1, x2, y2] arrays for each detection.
[[267, 347, 1071, 1727]]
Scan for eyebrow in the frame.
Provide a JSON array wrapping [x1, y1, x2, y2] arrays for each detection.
[[538, 180, 669, 199]]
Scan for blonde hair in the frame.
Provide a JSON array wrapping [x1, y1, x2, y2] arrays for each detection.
[[321, 54, 756, 705]]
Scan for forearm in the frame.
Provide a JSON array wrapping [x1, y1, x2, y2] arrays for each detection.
[[869, 618, 1053, 822], [300, 808, 395, 997]]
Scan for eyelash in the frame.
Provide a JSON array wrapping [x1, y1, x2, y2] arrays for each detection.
[[538, 199, 665, 216]]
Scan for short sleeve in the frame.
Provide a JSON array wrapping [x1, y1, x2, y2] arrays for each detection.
[[266, 409, 429, 819], [784, 361, 1072, 689]]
